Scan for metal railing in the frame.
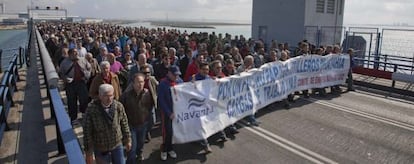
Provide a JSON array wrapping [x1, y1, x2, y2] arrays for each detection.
[[354, 56, 414, 88], [32, 24, 85, 163], [356, 54, 414, 74], [0, 47, 26, 72], [0, 49, 24, 145]]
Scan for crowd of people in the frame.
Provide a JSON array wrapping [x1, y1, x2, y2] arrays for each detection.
[[38, 22, 354, 163]]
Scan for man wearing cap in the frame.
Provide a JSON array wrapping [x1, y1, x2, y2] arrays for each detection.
[[157, 65, 183, 161]]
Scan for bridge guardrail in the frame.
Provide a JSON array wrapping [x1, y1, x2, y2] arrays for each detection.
[[353, 57, 414, 88], [0, 49, 24, 145], [33, 25, 85, 164]]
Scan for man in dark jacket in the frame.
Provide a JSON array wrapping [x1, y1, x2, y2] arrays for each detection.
[[59, 48, 91, 123], [157, 65, 183, 161], [120, 73, 152, 162]]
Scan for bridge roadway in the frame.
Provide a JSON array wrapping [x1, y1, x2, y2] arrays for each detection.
[[0, 43, 413, 163], [70, 84, 414, 163]]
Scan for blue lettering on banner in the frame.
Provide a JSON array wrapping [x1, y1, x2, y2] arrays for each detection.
[[176, 106, 214, 123], [322, 56, 345, 71], [297, 58, 321, 73], [226, 92, 254, 118], [254, 88, 261, 105], [264, 75, 297, 101], [280, 64, 290, 78], [217, 78, 249, 101]]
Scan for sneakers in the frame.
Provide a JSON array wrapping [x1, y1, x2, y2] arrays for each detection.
[[161, 151, 177, 161], [229, 126, 239, 135], [219, 136, 228, 142], [204, 145, 212, 153], [160, 152, 167, 161], [347, 88, 355, 92], [247, 120, 261, 127], [138, 154, 145, 161], [168, 150, 177, 158], [284, 103, 291, 109], [71, 120, 80, 126], [145, 133, 151, 143]]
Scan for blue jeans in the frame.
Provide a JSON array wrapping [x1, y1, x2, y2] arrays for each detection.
[[94, 145, 125, 164], [127, 122, 148, 164]]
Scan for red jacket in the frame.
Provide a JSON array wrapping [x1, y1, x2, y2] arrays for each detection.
[[184, 61, 198, 81]]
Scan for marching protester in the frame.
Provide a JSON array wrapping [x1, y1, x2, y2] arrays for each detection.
[[59, 48, 91, 124], [184, 52, 205, 82], [237, 55, 261, 126], [84, 84, 131, 164], [347, 48, 356, 92], [279, 51, 295, 109], [222, 59, 237, 76], [192, 62, 214, 153], [157, 65, 183, 161], [39, 22, 351, 161], [140, 65, 159, 143], [313, 48, 327, 97], [192, 62, 231, 153], [89, 61, 122, 101], [298, 42, 311, 98], [209, 60, 239, 135], [330, 45, 342, 94], [154, 53, 172, 81], [108, 53, 124, 74], [120, 73, 153, 162], [85, 52, 101, 90]]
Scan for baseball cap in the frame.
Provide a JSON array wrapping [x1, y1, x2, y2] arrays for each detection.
[[168, 65, 181, 75]]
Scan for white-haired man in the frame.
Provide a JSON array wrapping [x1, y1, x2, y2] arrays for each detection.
[[84, 84, 131, 164]]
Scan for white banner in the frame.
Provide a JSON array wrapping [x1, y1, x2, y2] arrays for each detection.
[[171, 54, 350, 143]]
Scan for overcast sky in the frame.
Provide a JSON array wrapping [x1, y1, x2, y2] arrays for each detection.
[[2, 0, 414, 25]]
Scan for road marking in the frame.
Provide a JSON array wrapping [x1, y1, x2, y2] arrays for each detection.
[[306, 97, 414, 132], [350, 90, 414, 106], [238, 121, 338, 164]]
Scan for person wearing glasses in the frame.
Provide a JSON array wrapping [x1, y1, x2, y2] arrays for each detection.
[[140, 64, 159, 143]]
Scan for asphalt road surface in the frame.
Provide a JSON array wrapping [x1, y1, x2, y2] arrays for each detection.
[[140, 88, 414, 164]]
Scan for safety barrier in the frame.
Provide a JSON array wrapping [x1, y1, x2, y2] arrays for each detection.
[[33, 25, 85, 164], [0, 50, 23, 145], [353, 57, 414, 88]]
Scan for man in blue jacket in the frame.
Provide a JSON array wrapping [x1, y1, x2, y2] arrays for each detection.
[[157, 65, 183, 161]]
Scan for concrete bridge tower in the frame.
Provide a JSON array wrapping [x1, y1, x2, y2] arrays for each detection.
[[252, 0, 345, 48]]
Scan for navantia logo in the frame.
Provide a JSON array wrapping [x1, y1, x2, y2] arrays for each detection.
[[176, 97, 214, 123], [187, 97, 206, 109]]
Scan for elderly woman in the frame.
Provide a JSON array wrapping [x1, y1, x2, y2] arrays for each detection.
[[89, 61, 122, 100]]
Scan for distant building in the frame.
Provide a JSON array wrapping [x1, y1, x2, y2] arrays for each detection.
[[1, 18, 26, 25], [18, 13, 30, 19], [67, 17, 82, 23], [83, 18, 103, 23], [252, 0, 345, 48]]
